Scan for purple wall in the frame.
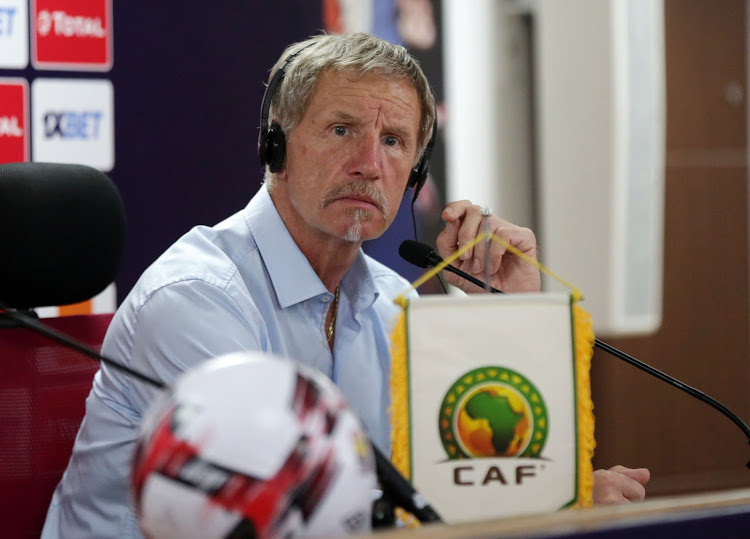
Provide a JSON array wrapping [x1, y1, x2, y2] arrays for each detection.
[[109, 2, 323, 300]]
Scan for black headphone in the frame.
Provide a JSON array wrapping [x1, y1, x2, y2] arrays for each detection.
[[258, 49, 438, 200]]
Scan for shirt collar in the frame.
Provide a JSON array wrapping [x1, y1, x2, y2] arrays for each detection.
[[342, 247, 379, 313], [244, 185, 378, 311]]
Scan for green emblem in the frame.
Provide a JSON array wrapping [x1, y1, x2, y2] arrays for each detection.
[[438, 366, 548, 459]]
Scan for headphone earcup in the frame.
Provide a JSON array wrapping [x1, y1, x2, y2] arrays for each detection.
[[258, 130, 270, 166], [408, 155, 430, 197], [260, 122, 286, 173]]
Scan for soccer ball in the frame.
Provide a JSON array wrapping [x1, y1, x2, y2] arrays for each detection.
[[131, 351, 377, 538]]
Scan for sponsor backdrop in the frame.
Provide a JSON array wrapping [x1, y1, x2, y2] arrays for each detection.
[[0, 1, 325, 311], [0, 1, 446, 313]]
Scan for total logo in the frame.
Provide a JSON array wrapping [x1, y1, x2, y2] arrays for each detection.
[[36, 9, 107, 38], [32, 0, 112, 70], [32, 79, 114, 171], [0, 115, 23, 138], [0, 79, 29, 163]]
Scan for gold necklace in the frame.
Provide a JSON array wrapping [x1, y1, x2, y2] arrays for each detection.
[[327, 286, 340, 343]]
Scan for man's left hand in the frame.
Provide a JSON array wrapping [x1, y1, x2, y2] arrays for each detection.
[[436, 200, 540, 294], [593, 466, 651, 505]]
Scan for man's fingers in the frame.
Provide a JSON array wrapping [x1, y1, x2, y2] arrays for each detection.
[[621, 479, 647, 502], [436, 201, 540, 293], [610, 465, 651, 486], [593, 467, 650, 505], [435, 220, 458, 258], [455, 205, 484, 262], [437, 202, 484, 263], [471, 229, 504, 275], [436, 200, 472, 259], [441, 200, 474, 224]]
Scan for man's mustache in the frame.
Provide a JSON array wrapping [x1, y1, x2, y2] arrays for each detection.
[[321, 181, 389, 218]]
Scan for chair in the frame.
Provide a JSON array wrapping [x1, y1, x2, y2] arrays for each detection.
[[0, 313, 114, 537], [0, 162, 126, 537]]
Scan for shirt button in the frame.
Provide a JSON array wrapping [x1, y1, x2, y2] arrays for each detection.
[[322, 295, 332, 303]]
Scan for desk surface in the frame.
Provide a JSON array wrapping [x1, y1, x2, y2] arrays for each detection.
[[367, 487, 750, 538]]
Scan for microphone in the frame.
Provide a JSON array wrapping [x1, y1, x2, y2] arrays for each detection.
[[0, 163, 126, 310], [399, 240, 504, 293], [373, 447, 442, 523], [399, 240, 750, 467]]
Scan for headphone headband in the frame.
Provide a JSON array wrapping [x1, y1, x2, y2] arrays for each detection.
[[258, 46, 312, 173]]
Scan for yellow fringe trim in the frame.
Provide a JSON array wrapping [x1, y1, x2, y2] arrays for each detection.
[[388, 306, 419, 526], [389, 306, 410, 480], [572, 303, 596, 508], [389, 233, 596, 519]]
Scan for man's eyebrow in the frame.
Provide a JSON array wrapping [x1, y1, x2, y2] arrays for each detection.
[[330, 111, 358, 122], [329, 110, 415, 142], [388, 124, 413, 142]]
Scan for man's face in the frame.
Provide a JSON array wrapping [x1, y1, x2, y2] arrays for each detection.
[[277, 69, 421, 244]]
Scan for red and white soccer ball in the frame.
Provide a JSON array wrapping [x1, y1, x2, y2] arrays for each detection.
[[131, 351, 377, 538]]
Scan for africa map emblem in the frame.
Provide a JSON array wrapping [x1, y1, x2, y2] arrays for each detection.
[[438, 366, 549, 459]]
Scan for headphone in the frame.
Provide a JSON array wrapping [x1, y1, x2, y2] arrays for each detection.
[[258, 48, 438, 200]]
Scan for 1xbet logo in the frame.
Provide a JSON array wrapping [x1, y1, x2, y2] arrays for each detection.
[[32, 79, 114, 171], [44, 111, 103, 139]]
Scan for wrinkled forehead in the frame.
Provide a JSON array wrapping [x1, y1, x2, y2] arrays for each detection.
[[305, 67, 423, 121]]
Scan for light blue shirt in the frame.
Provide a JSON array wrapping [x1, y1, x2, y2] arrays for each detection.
[[42, 185, 415, 538]]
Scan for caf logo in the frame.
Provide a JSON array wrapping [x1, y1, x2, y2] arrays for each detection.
[[438, 366, 548, 459]]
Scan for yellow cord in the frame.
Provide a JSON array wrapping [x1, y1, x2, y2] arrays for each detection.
[[395, 232, 583, 303]]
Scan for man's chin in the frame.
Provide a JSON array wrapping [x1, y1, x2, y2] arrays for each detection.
[[341, 222, 386, 244]]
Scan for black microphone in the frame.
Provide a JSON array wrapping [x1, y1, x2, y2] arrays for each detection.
[[399, 240, 750, 468], [372, 446, 442, 523], [0, 163, 126, 310], [399, 240, 504, 293]]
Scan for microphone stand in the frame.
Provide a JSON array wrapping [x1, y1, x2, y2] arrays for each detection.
[[0, 305, 444, 524]]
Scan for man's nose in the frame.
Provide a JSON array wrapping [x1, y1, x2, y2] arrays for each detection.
[[348, 134, 382, 179]]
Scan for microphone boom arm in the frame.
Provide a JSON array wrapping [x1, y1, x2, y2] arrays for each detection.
[[1, 307, 165, 389]]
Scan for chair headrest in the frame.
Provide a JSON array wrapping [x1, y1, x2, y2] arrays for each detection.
[[0, 163, 126, 310]]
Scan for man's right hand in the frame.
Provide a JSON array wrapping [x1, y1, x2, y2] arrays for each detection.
[[436, 201, 540, 294]]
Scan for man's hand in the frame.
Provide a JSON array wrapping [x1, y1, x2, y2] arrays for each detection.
[[436, 201, 540, 294], [593, 466, 651, 505]]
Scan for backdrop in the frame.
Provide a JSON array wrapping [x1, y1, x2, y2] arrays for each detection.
[[0, 1, 446, 304]]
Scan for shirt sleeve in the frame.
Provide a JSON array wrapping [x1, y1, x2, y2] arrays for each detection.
[[122, 278, 267, 414]]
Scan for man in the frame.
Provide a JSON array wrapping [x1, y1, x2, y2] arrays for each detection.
[[42, 33, 648, 537]]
